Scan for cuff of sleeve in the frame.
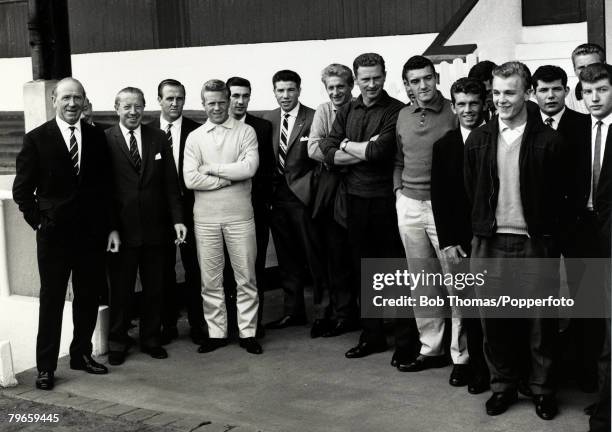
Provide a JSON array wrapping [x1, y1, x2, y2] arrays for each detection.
[[441, 245, 455, 252]]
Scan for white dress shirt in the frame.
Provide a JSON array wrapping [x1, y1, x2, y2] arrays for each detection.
[[460, 121, 485, 144], [498, 117, 526, 145], [588, 112, 612, 208], [119, 123, 142, 156], [280, 103, 300, 143], [56, 116, 82, 168], [160, 115, 183, 173], [539, 107, 565, 131]]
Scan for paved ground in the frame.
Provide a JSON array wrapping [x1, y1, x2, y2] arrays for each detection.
[[0, 290, 600, 432]]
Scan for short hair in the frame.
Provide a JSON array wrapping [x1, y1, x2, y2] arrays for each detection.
[[492, 61, 532, 92], [353, 53, 386, 76], [572, 43, 605, 65], [468, 60, 497, 83], [157, 79, 185, 98], [200, 79, 229, 100], [51, 77, 86, 99], [579, 63, 612, 85], [401, 55, 435, 80], [450, 77, 486, 104], [114, 87, 145, 108], [531, 65, 568, 90], [321, 63, 354, 87], [272, 70, 301, 88], [226, 76, 252, 91]]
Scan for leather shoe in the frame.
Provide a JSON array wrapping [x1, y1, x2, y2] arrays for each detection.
[[197, 338, 228, 353], [518, 380, 533, 398], [533, 394, 557, 420], [35, 371, 54, 390], [449, 364, 469, 387], [264, 315, 307, 330], [468, 375, 490, 394], [108, 350, 125, 366], [397, 354, 448, 372], [239, 337, 263, 355], [486, 391, 518, 416], [70, 354, 108, 375], [311, 319, 334, 338], [322, 319, 360, 338], [141, 346, 168, 359], [345, 341, 387, 359], [160, 327, 178, 345], [190, 327, 207, 345]]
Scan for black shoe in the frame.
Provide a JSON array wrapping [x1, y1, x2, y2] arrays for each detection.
[[533, 394, 557, 420], [70, 354, 108, 375], [391, 351, 415, 369], [108, 350, 125, 366], [449, 364, 469, 387], [311, 319, 334, 338], [264, 315, 307, 330], [397, 354, 448, 372], [345, 341, 387, 359], [35, 371, 54, 390], [255, 324, 266, 339], [518, 380, 533, 398], [239, 337, 263, 355], [468, 375, 490, 394], [141, 346, 168, 359], [189, 326, 207, 345], [160, 327, 178, 345], [322, 319, 360, 338], [197, 338, 228, 353], [486, 391, 518, 416]]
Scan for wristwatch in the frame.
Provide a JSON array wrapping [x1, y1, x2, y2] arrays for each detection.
[[340, 141, 348, 152]]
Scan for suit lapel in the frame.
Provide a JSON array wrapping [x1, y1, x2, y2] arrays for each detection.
[[111, 125, 138, 170], [48, 120, 73, 166], [140, 126, 153, 179], [79, 121, 90, 181], [270, 109, 281, 159], [287, 105, 306, 152]]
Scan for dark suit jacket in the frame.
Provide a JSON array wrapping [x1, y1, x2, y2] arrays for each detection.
[[590, 119, 612, 254], [105, 123, 183, 247], [147, 116, 200, 218], [13, 119, 113, 247], [263, 104, 316, 206], [245, 113, 274, 209], [431, 128, 472, 252]]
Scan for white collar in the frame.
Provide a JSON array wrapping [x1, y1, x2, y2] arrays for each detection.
[[56, 116, 81, 132], [591, 111, 612, 129], [160, 115, 183, 130], [119, 123, 141, 136], [282, 103, 301, 118], [498, 116, 527, 134], [204, 116, 235, 132], [540, 106, 565, 127]]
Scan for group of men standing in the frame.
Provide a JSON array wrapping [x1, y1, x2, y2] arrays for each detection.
[[13, 42, 610, 430]]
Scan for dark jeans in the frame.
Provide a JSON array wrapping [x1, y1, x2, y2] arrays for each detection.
[[472, 234, 558, 394]]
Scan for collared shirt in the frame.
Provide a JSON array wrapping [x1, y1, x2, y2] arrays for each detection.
[[539, 107, 565, 130], [56, 116, 82, 167], [588, 112, 612, 208], [460, 121, 485, 144], [119, 123, 142, 156], [565, 83, 590, 114], [160, 115, 183, 173], [319, 90, 405, 197], [308, 101, 340, 162], [498, 117, 527, 145], [280, 103, 301, 143]]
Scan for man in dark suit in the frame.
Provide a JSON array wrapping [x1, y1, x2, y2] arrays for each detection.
[[13, 78, 116, 390], [531, 65, 602, 393], [148, 79, 205, 346], [431, 77, 489, 394], [224, 76, 274, 337], [262, 70, 324, 329], [106, 87, 186, 365], [579, 63, 612, 432]]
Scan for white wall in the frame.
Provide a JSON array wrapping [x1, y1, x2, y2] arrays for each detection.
[[0, 33, 437, 113]]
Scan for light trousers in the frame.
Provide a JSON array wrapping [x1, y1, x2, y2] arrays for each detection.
[[194, 218, 258, 338]]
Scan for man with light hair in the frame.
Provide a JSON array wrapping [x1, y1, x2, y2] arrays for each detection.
[[566, 43, 606, 114], [307, 63, 358, 338], [183, 79, 262, 355]]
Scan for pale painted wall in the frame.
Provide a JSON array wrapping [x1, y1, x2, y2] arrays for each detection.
[[446, 0, 523, 64], [0, 33, 437, 113]]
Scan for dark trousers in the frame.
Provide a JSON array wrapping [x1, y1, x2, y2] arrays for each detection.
[[36, 228, 106, 372], [162, 224, 205, 331], [109, 245, 165, 351], [472, 234, 558, 395], [314, 205, 356, 321], [465, 317, 489, 380], [347, 193, 416, 350], [270, 180, 324, 318]]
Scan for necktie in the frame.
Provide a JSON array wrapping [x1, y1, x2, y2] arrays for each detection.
[[166, 123, 173, 148], [592, 120, 602, 199], [278, 113, 290, 174], [129, 130, 142, 171], [545, 117, 554, 128], [68, 126, 79, 175]]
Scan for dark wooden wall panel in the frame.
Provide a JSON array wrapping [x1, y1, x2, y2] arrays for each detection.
[[0, 1, 29, 58]]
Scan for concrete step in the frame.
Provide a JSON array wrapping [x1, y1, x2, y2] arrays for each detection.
[[520, 22, 587, 43]]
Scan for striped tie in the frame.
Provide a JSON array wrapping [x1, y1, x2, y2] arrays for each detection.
[[592, 120, 602, 198], [69, 126, 79, 175], [166, 123, 173, 148], [129, 130, 142, 171], [545, 117, 554, 128], [278, 113, 290, 174]]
